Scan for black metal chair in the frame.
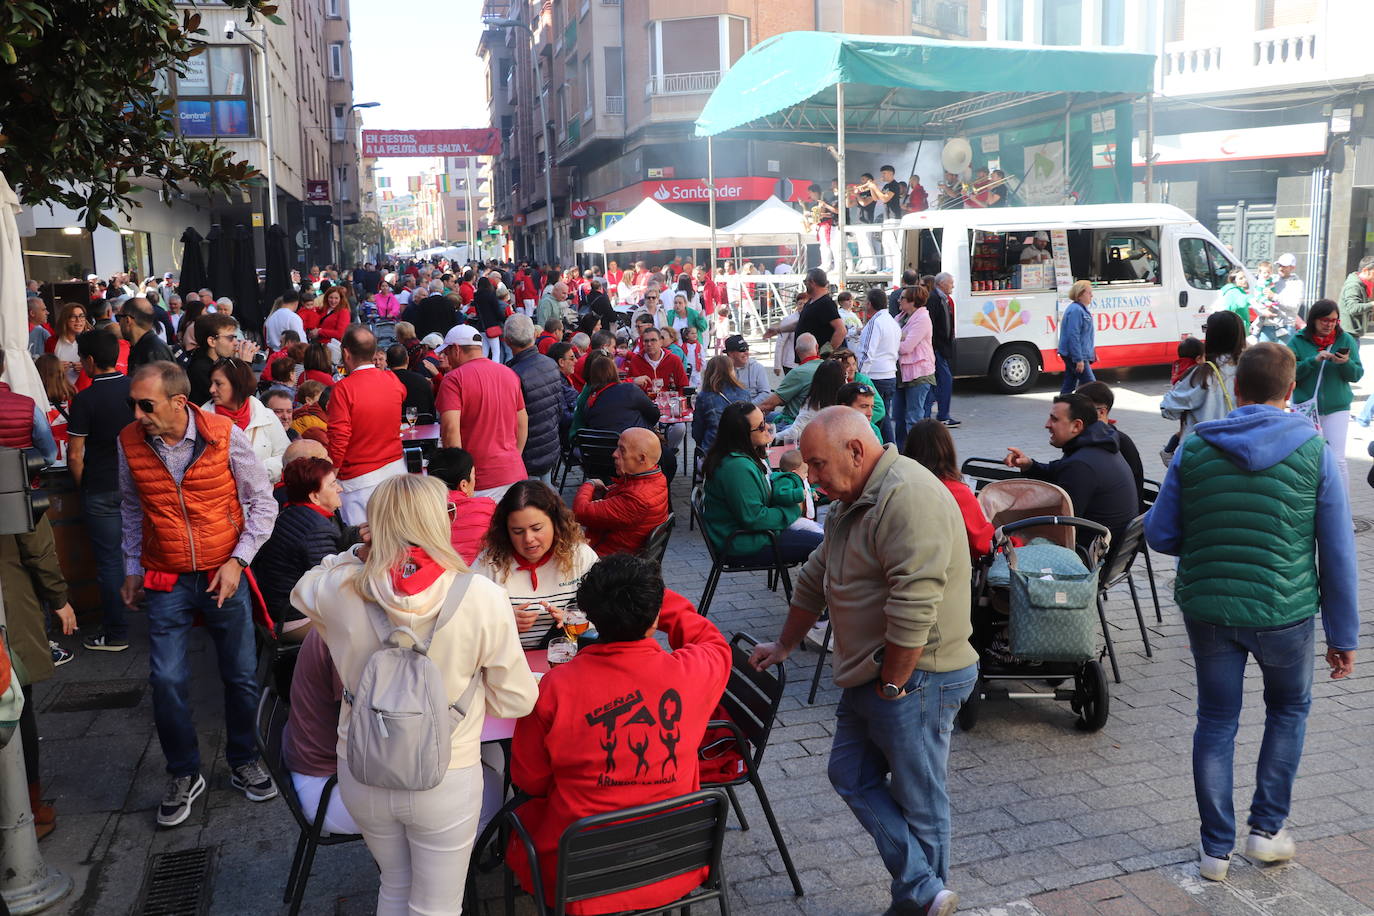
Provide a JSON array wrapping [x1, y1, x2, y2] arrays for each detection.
[[701, 634, 804, 897], [1139, 477, 1164, 623], [689, 487, 796, 618], [807, 620, 832, 705], [1095, 513, 1155, 684], [557, 428, 620, 493], [638, 512, 676, 567], [960, 456, 1023, 492], [253, 688, 363, 916], [502, 788, 734, 916]]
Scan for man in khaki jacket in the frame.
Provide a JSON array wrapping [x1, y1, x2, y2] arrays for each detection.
[[751, 406, 976, 916]]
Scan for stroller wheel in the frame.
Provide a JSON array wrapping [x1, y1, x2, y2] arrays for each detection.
[[1074, 661, 1110, 732], [956, 682, 980, 732]]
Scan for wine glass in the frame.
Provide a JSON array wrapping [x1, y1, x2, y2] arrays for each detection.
[[547, 637, 577, 666], [404, 406, 418, 430]]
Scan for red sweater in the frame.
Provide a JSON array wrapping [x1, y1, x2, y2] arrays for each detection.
[[316, 306, 350, 343], [942, 477, 994, 559], [509, 591, 730, 915], [625, 351, 688, 391], [325, 365, 405, 479], [447, 489, 497, 565], [573, 469, 669, 556], [299, 306, 322, 333]]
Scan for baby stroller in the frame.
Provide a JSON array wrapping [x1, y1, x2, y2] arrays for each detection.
[[961, 478, 1113, 733]]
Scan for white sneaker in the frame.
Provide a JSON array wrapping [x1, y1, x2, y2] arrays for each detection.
[[926, 889, 959, 916], [1199, 847, 1231, 881], [1245, 827, 1296, 863]]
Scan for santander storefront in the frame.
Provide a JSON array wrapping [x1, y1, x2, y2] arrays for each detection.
[[588, 176, 811, 217]]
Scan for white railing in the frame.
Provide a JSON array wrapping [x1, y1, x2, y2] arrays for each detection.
[[644, 70, 720, 97], [604, 94, 624, 115], [1161, 27, 1336, 95]]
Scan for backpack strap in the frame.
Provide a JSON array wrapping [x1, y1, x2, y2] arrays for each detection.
[[361, 573, 473, 655]]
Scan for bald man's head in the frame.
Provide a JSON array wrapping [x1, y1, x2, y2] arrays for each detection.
[[799, 405, 881, 504], [794, 333, 819, 361], [614, 427, 661, 477], [283, 438, 329, 466]]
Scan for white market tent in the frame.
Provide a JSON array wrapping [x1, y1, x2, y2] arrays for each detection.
[[416, 244, 470, 262], [574, 197, 714, 255], [718, 196, 809, 246]]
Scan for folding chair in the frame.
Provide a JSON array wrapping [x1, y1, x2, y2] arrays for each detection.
[[1096, 513, 1155, 684], [959, 456, 1023, 492], [558, 429, 620, 494], [689, 487, 797, 617], [807, 620, 832, 705], [1139, 478, 1164, 623], [253, 688, 363, 916], [638, 513, 676, 567], [502, 788, 733, 916], [701, 634, 804, 897]]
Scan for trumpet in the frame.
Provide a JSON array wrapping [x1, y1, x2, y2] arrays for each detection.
[[803, 201, 825, 230]]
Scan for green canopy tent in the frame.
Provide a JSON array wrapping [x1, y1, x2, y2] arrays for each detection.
[[693, 32, 1158, 281]]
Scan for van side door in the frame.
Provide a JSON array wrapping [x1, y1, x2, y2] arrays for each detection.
[[1174, 234, 1235, 336]]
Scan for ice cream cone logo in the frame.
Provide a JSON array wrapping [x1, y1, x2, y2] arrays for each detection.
[[973, 298, 1031, 333]]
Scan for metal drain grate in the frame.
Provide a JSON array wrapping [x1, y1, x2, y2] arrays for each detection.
[[1355, 516, 1372, 535], [137, 847, 215, 916], [46, 678, 146, 713]]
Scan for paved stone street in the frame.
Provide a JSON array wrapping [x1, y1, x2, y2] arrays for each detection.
[[26, 361, 1374, 915]]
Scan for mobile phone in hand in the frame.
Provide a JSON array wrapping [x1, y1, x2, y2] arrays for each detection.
[[1337, 347, 1351, 356]]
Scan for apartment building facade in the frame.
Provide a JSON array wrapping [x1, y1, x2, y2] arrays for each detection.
[[478, 0, 984, 263]]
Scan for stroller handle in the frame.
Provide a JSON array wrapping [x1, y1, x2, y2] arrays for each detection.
[[995, 515, 1111, 540]]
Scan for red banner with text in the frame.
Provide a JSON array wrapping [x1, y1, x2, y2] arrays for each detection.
[[361, 129, 501, 158]]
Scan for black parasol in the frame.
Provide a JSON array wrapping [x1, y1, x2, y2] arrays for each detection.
[[229, 223, 262, 335], [175, 227, 207, 298], [205, 224, 231, 301], [262, 224, 291, 316]]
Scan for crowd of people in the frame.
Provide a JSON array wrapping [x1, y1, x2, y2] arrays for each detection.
[[1, 246, 1362, 916]]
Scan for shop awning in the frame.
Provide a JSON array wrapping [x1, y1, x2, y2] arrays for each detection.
[[694, 32, 1157, 143]]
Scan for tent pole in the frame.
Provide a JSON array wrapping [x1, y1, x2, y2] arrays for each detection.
[[708, 136, 718, 285], [1144, 91, 1154, 203], [1064, 95, 1072, 204], [836, 82, 847, 287]]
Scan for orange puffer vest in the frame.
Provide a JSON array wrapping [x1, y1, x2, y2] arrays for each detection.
[[119, 405, 244, 573]]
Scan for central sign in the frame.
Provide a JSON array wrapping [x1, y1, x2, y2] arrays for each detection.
[[361, 129, 502, 158]]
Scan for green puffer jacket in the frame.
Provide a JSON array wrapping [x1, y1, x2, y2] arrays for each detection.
[[1288, 329, 1363, 414], [1173, 433, 1324, 627], [702, 452, 802, 556]]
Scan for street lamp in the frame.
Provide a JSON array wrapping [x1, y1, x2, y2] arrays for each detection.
[[484, 16, 558, 266], [227, 20, 278, 227], [334, 101, 379, 264]]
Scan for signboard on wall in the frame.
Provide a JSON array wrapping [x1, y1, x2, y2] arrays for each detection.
[[306, 180, 330, 202], [1022, 141, 1066, 207], [361, 129, 501, 158]]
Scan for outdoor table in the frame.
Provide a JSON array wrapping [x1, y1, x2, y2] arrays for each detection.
[[481, 648, 551, 743], [401, 422, 440, 445], [658, 409, 694, 477]]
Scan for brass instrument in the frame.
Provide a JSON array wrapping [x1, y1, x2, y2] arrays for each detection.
[[803, 201, 825, 231]]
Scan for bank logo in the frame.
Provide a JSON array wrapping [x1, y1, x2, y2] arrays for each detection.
[[973, 298, 1030, 334], [652, 184, 672, 201]]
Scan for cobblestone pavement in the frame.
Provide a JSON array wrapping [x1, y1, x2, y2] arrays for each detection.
[[27, 362, 1374, 915]]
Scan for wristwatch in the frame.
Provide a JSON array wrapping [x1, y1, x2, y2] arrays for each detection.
[[232, 556, 248, 568], [879, 681, 904, 699]]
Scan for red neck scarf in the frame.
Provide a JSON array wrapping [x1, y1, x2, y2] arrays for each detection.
[[287, 501, 335, 519], [214, 400, 252, 430], [390, 546, 444, 596], [513, 548, 554, 590], [1312, 329, 1338, 349]]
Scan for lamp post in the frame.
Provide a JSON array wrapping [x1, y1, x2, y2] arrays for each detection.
[[484, 16, 557, 266], [335, 101, 380, 264], [233, 25, 278, 227]]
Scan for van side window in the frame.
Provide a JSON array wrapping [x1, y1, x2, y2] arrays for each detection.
[[1179, 238, 1231, 290]]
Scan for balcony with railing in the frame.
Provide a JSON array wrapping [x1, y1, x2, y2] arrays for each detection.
[[604, 95, 624, 116], [644, 70, 721, 97], [1161, 25, 1363, 96], [557, 119, 581, 156], [911, 0, 968, 36], [563, 19, 577, 51]]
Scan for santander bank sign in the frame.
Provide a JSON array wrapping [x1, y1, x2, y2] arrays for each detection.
[[647, 177, 808, 203]]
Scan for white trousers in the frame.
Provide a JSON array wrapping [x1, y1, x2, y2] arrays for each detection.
[[338, 458, 409, 526], [1321, 410, 1350, 491], [814, 225, 834, 274], [852, 229, 878, 273], [881, 226, 902, 274], [291, 770, 361, 836], [338, 762, 484, 916], [474, 483, 515, 502]]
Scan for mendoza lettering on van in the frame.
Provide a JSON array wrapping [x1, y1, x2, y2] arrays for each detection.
[[1043, 293, 1161, 333]]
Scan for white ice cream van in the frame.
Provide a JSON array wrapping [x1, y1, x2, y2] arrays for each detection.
[[890, 203, 1245, 392]]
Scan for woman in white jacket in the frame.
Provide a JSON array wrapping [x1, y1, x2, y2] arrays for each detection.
[[203, 357, 290, 482], [1160, 311, 1244, 461], [292, 474, 537, 916]]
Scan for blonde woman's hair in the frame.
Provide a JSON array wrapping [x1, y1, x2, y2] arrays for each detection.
[[356, 474, 467, 594], [1069, 279, 1093, 302]]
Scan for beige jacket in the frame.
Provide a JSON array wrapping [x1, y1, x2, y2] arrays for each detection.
[[792, 445, 977, 687], [292, 548, 538, 768]]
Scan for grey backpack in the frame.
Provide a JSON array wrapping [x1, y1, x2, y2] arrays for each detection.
[[343, 578, 483, 791]]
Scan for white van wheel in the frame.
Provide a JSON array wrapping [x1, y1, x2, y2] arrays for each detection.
[[990, 345, 1039, 394]]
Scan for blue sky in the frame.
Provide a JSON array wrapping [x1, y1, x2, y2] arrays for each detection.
[[350, 0, 489, 188]]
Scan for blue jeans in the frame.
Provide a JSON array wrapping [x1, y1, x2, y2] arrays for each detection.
[[726, 526, 823, 566], [894, 382, 932, 450], [1357, 395, 1374, 427], [1059, 361, 1096, 395], [929, 353, 953, 422], [1185, 615, 1314, 858], [830, 664, 977, 910], [83, 489, 127, 641], [871, 376, 897, 445], [145, 571, 261, 777]]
